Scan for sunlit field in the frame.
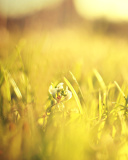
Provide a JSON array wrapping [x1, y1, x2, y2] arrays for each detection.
[[1, 24, 128, 160]]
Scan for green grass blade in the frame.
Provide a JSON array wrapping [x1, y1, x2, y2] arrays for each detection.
[[69, 71, 85, 102], [114, 81, 126, 99], [8, 72, 22, 99], [93, 69, 106, 89], [64, 77, 83, 115], [99, 91, 102, 120]]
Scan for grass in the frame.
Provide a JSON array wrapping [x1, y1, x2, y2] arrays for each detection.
[[0, 26, 128, 160]]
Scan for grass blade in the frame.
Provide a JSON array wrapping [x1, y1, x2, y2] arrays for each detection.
[[99, 91, 102, 120], [114, 81, 126, 99], [69, 71, 85, 103], [64, 77, 83, 114], [8, 72, 22, 99], [93, 69, 106, 89]]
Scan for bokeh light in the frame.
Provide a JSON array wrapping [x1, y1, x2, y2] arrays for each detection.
[[1, 0, 128, 160], [74, 0, 128, 21]]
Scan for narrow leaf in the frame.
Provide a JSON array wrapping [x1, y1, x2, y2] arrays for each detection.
[[99, 91, 102, 120], [93, 69, 106, 89], [64, 77, 83, 114], [114, 81, 125, 99], [8, 73, 22, 99]]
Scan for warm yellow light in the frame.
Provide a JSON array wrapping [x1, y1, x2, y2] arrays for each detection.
[[74, 0, 128, 22], [0, 0, 63, 17]]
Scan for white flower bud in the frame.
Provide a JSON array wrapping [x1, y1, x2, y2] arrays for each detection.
[[64, 87, 72, 101], [57, 83, 64, 90], [49, 83, 72, 103], [49, 85, 57, 97]]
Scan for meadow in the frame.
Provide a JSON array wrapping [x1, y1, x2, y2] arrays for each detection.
[[0, 25, 128, 160]]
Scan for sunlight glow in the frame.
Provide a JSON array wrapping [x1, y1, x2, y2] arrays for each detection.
[[0, 0, 63, 17], [74, 0, 128, 22]]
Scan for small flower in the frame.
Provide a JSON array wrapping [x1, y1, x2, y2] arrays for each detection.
[[49, 84, 58, 98], [49, 82, 72, 103], [57, 83, 64, 90], [64, 86, 72, 101]]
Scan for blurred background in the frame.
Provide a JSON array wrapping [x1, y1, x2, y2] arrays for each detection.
[[1, 0, 128, 30], [1, 0, 128, 108], [1, 1, 128, 160]]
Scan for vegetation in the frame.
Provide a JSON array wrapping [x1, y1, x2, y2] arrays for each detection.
[[0, 27, 128, 160]]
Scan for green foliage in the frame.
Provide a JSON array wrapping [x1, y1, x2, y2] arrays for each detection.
[[1, 28, 128, 160]]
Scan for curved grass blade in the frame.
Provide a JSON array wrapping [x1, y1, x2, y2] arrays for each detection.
[[8, 72, 22, 99], [99, 91, 102, 120], [64, 77, 83, 114], [69, 71, 85, 103], [93, 69, 106, 89], [114, 81, 126, 99]]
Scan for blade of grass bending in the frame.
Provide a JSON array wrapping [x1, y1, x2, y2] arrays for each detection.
[[99, 91, 102, 120], [69, 71, 85, 102], [114, 81, 126, 99], [64, 77, 83, 114], [8, 72, 22, 99], [93, 69, 107, 109], [93, 69, 106, 89]]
